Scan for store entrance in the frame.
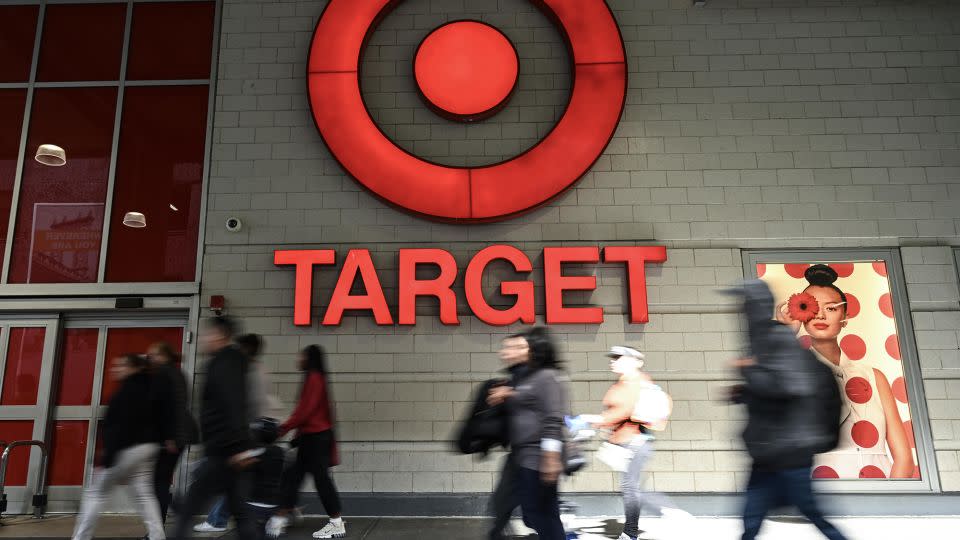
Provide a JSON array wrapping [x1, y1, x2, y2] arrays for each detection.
[[0, 312, 188, 514]]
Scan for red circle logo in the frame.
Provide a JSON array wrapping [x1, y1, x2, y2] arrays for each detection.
[[307, 0, 627, 222]]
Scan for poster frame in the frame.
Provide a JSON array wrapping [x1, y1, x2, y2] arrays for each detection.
[[742, 248, 940, 494]]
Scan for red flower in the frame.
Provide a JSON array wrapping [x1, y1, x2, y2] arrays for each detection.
[[788, 292, 820, 322]]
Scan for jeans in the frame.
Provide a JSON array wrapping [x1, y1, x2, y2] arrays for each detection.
[[622, 442, 676, 538], [207, 497, 230, 528], [741, 466, 848, 540], [154, 447, 184, 523], [516, 466, 564, 540], [72, 443, 164, 540], [280, 432, 341, 516], [488, 455, 519, 540], [172, 455, 258, 540]]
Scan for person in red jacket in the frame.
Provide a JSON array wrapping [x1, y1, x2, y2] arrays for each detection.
[[267, 345, 344, 539]]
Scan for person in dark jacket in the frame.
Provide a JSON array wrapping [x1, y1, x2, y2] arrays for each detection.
[[149, 341, 199, 523], [488, 328, 568, 540], [484, 334, 533, 540], [727, 280, 849, 540], [172, 316, 258, 540], [72, 354, 172, 540], [268, 345, 344, 539]]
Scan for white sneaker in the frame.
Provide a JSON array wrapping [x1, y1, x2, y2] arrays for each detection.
[[193, 522, 227, 533], [312, 520, 346, 538], [265, 515, 289, 539], [618, 534, 636, 540]]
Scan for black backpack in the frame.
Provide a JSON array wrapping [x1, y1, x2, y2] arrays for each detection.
[[808, 350, 842, 454]]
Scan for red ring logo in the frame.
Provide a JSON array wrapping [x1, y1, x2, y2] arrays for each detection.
[[307, 0, 627, 222]]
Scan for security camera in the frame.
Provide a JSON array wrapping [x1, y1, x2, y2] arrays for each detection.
[[225, 217, 243, 232]]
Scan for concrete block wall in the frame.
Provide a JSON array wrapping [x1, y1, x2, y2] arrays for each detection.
[[204, 0, 960, 494]]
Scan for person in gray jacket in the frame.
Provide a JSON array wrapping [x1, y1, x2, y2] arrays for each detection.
[[488, 327, 568, 540]]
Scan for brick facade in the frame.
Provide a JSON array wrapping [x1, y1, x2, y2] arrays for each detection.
[[203, 0, 960, 495]]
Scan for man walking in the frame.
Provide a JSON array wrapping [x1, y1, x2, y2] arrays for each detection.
[[727, 280, 847, 540], [172, 316, 258, 540]]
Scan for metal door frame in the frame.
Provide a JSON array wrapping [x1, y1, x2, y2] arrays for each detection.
[[0, 315, 61, 514]]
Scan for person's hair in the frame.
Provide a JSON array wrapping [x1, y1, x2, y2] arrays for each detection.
[[804, 264, 847, 313], [236, 333, 263, 358], [151, 342, 180, 365], [124, 353, 150, 371], [302, 344, 327, 374], [525, 326, 561, 371], [205, 315, 236, 339]]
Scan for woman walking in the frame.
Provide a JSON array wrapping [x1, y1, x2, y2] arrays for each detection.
[[588, 346, 688, 540], [268, 345, 344, 539], [73, 354, 172, 540], [488, 327, 569, 540]]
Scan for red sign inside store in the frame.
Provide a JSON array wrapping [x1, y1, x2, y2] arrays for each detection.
[[275, 246, 666, 327]]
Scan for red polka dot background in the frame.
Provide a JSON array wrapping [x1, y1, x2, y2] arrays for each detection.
[[759, 261, 920, 480]]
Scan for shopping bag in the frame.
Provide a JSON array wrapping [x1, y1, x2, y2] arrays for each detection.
[[595, 442, 635, 473]]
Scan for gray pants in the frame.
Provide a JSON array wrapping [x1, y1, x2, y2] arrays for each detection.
[[621, 442, 675, 538], [72, 443, 164, 540]]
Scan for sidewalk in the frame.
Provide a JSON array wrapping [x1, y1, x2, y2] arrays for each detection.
[[0, 515, 957, 539]]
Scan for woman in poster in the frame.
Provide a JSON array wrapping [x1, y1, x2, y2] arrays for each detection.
[[776, 264, 913, 479]]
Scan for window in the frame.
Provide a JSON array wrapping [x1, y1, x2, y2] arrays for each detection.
[[0, 327, 46, 406], [55, 328, 99, 406], [0, 1, 216, 287], [0, 5, 39, 83], [35, 4, 126, 82], [106, 86, 208, 282], [127, 1, 215, 80], [8, 87, 117, 284], [0, 91, 27, 271]]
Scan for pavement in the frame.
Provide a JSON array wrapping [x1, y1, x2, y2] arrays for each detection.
[[0, 514, 958, 539]]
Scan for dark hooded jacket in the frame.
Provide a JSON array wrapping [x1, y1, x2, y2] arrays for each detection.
[[736, 280, 840, 470]]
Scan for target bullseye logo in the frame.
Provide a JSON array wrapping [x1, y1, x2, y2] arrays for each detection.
[[307, 0, 627, 222], [414, 21, 519, 122]]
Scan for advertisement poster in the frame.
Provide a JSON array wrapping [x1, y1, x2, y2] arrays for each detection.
[[27, 202, 104, 283], [758, 261, 920, 480]]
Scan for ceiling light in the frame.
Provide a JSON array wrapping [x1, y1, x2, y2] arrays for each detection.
[[169, 204, 179, 211], [35, 144, 66, 166], [123, 211, 146, 228]]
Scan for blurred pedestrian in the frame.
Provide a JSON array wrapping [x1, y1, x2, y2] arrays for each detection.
[[72, 354, 172, 540], [172, 316, 259, 540], [475, 335, 529, 540], [583, 346, 688, 540], [195, 333, 281, 534], [726, 280, 847, 540], [148, 342, 199, 524], [268, 345, 344, 539], [246, 417, 286, 540], [487, 327, 568, 540]]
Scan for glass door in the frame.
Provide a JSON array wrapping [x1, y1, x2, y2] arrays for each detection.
[[0, 316, 61, 515], [45, 318, 186, 512]]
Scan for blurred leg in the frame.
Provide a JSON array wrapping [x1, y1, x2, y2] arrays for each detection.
[[488, 455, 518, 540], [154, 448, 182, 523], [72, 466, 120, 540], [785, 468, 848, 540], [741, 468, 775, 540], [127, 444, 166, 540], [173, 458, 226, 540], [207, 497, 230, 528]]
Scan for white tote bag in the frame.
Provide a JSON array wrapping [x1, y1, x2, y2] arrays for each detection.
[[595, 441, 636, 473]]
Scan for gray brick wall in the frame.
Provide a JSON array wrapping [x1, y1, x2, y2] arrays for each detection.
[[205, 0, 960, 493]]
